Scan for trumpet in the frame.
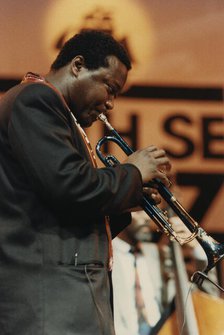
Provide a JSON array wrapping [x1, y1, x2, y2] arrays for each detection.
[[96, 113, 224, 290]]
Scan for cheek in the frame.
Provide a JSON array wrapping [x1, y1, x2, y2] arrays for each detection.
[[89, 85, 108, 104], [78, 79, 108, 108]]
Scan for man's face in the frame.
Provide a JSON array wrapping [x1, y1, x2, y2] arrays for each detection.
[[126, 211, 152, 243], [69, 55, 128, 127]]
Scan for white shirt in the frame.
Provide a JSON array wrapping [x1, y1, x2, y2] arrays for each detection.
[[112, 238, 162, 335]]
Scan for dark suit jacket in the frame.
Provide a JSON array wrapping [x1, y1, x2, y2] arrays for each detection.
[[0, 82, 143, 335]]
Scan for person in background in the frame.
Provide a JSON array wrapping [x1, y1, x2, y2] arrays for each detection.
[[0, 30, 171, 335], [112, 210, 220, 335], [112, 211, 162, 335]]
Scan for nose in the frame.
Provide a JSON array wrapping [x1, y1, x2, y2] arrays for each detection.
[[105, 99, 114, 110]]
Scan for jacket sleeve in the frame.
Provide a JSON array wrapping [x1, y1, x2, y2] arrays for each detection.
[[8, 83, 143, 218], [110, 213, 132, 238]]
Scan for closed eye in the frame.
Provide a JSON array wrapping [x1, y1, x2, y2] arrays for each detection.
[[108, 85, 118, 98]]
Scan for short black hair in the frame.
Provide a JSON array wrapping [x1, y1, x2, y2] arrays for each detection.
[[51, 29, 131, 71]]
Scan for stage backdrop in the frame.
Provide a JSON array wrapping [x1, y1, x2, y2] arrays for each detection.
[[0, 0, 223, 234]]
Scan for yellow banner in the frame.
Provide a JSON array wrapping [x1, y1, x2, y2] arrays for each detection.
[[88, 96, 224, 233]]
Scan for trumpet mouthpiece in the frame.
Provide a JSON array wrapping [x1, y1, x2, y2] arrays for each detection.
[[97, 113, 107, 122], [97, 113, 114, 131]]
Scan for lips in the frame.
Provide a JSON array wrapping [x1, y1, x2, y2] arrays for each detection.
[[86, 108, 106, 125], [85, 111, 98, 126], [90, 113, 98, 122], [91, 110, 103, 122]]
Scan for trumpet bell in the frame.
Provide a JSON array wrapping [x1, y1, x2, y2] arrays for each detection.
[[197, 228, 224, 273]]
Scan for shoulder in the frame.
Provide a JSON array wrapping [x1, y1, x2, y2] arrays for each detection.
[[12, 82, 70, 122], [1, 82, 58, 108], [141, 243, 162, 270], [15, 82, 65, 107], [8, 82, 72, 127], [141, 243, 164, 288], [141, 242, 160, 258]]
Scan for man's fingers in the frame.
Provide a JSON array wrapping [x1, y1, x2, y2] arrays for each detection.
[[156, 170, 172, 188]]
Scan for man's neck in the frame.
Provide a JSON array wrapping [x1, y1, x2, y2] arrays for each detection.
[[45, 68, 70, 101]]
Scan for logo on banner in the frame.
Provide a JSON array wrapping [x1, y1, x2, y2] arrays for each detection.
[[54, 6, 134, 64], [44, 0, 154, 84]]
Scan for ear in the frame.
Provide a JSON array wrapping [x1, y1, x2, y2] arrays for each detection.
[[71, 56, 85, 76]]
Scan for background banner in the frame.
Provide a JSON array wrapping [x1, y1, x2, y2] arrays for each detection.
[[0, 0, 223, 234]]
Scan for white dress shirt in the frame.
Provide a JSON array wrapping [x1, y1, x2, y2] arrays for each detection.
[[112, 238, 162, 335]]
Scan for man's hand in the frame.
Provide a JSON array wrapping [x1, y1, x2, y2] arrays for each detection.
[[143, 187, 161, 205], [124, 145, 171, 187]]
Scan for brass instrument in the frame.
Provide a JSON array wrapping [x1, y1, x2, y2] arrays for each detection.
[[96, 113, 224, 290]]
